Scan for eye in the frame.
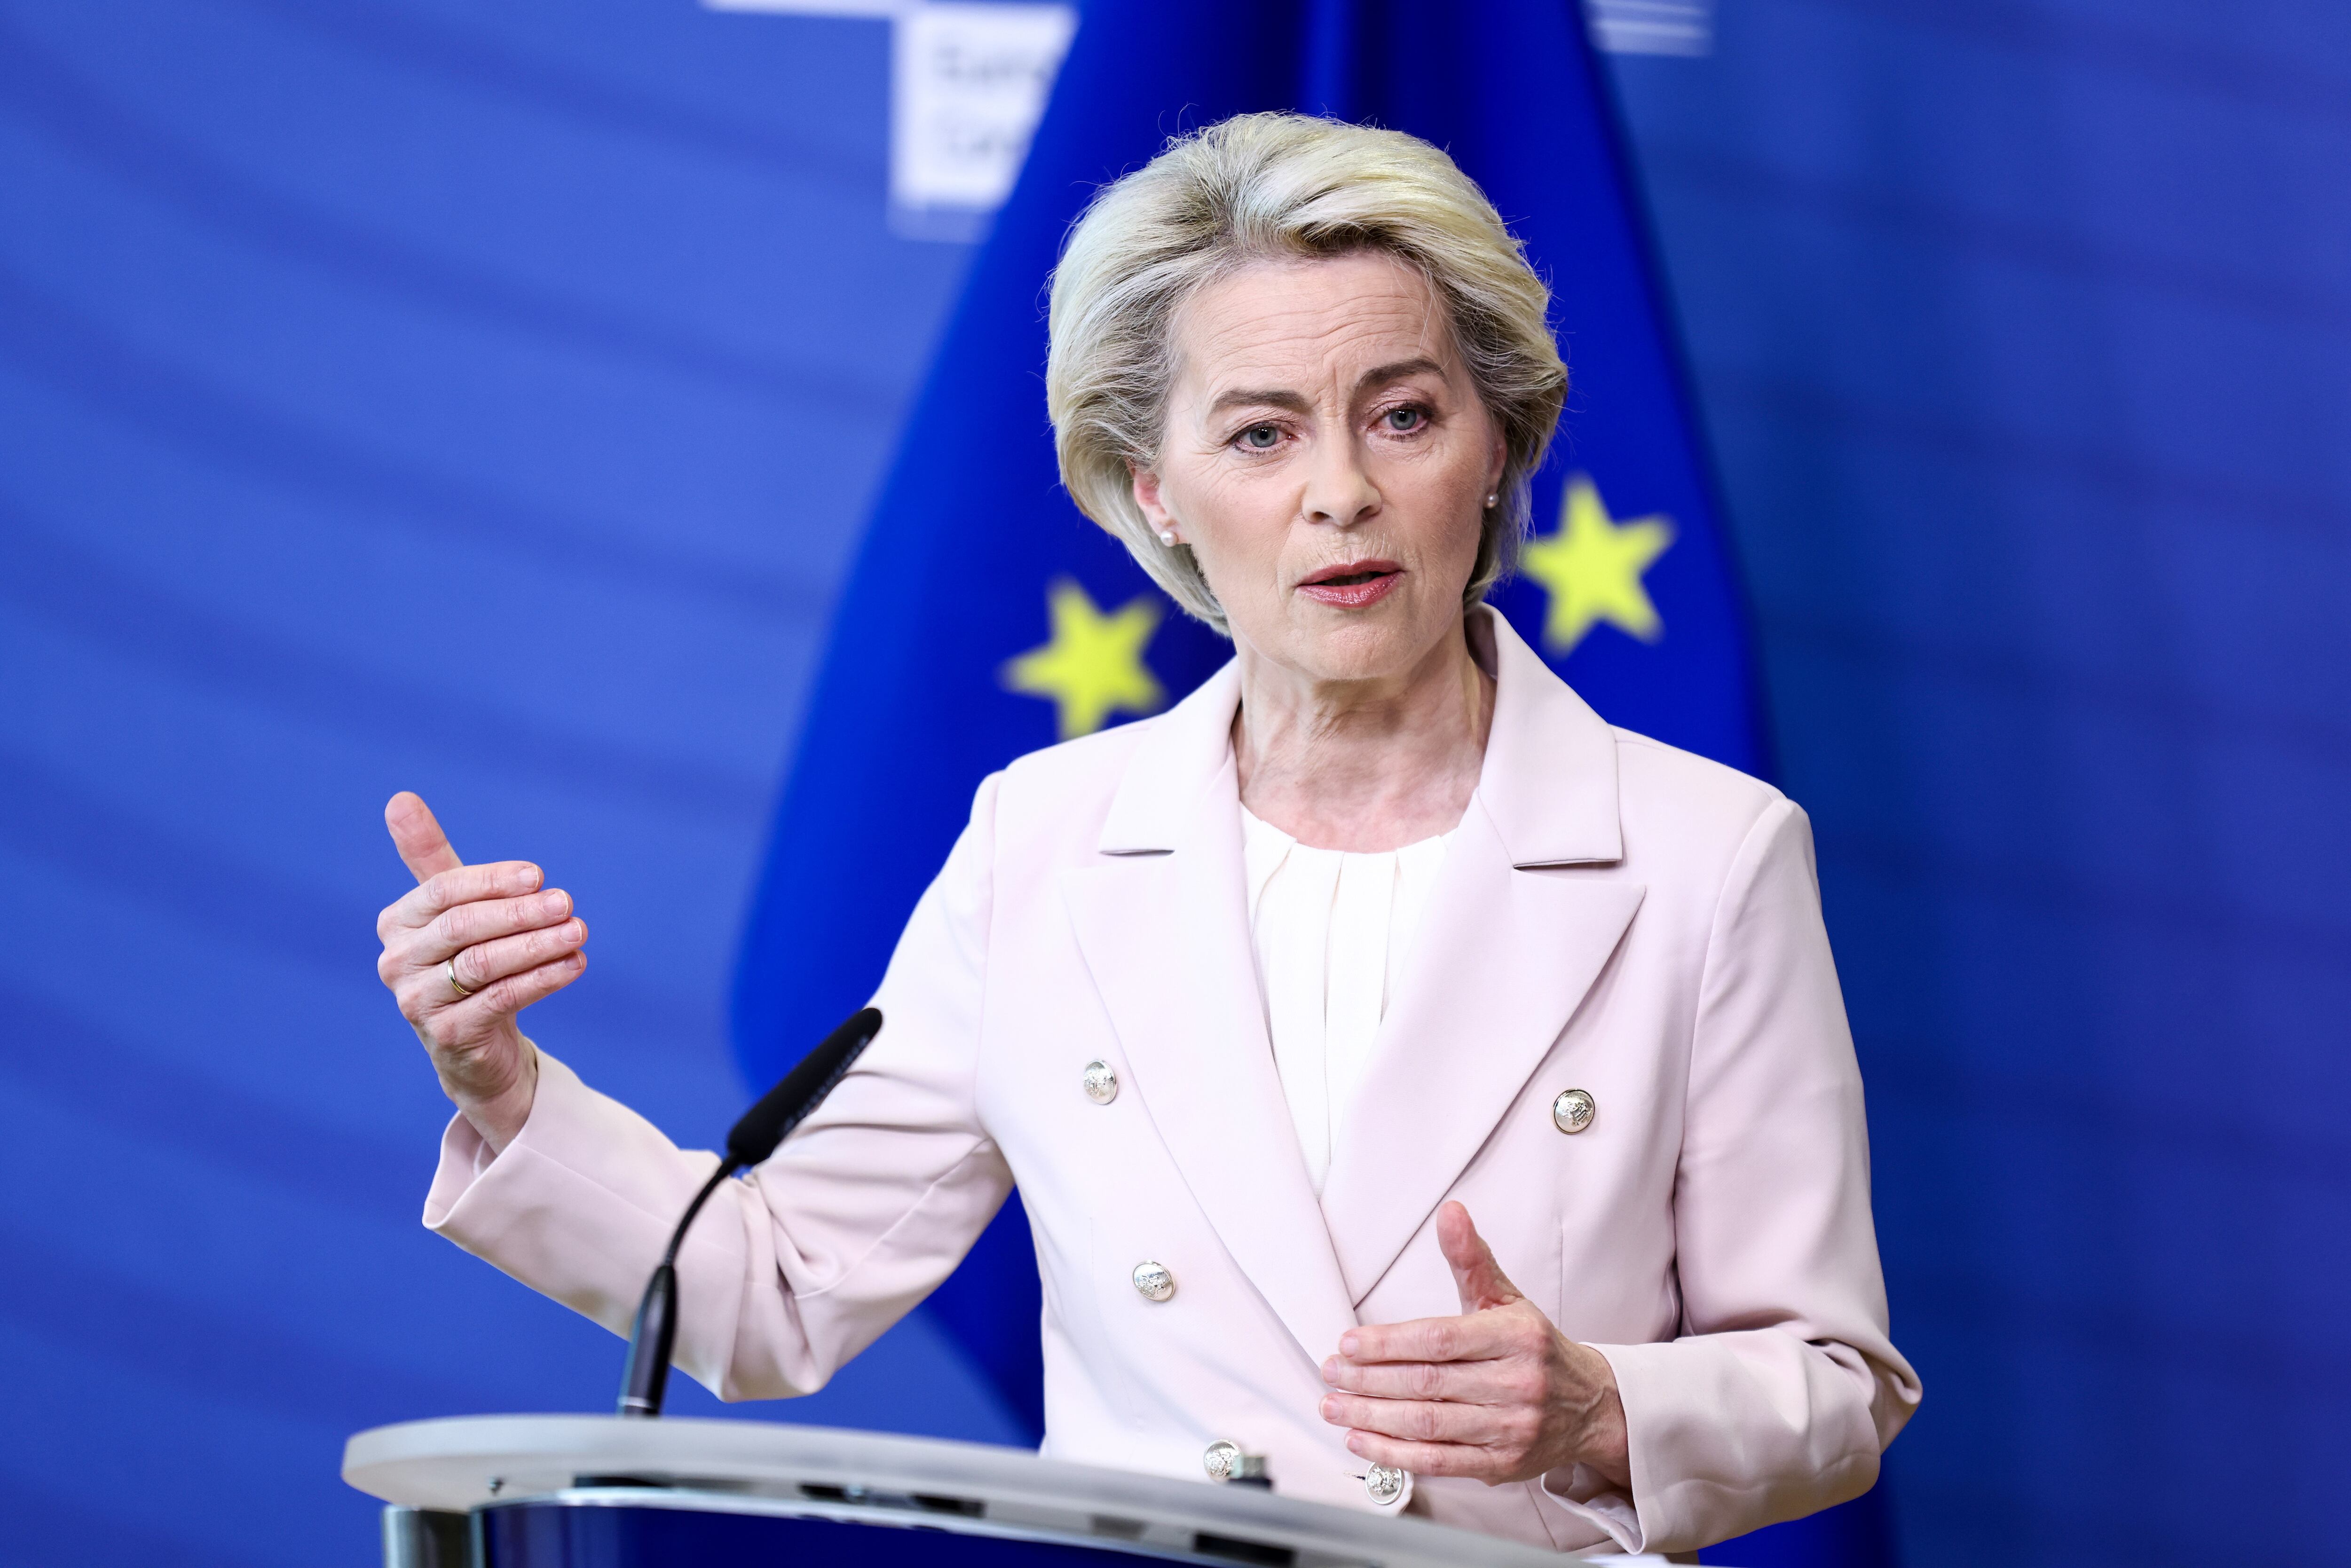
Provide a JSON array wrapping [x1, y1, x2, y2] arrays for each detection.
[[1236, 424, 1282, 451], [1382, 405, 1428, 433]]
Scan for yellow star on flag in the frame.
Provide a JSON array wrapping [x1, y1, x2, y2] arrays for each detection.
[[1519, 475, 1675, 654], [1001, 577, 1168, 740]]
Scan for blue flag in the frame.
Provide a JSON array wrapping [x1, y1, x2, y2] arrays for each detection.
[[734, 3, 1881, 1563]]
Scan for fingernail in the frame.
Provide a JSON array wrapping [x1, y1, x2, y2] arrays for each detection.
[[1339, 1333, 1358, 1357], [1319, 1396, 1337, 1419], [1321, 1357, 1340, 1383], [546, 891, 571, 917], [1346, 1434, 1365, 1456], [518, 865, 542, 890]]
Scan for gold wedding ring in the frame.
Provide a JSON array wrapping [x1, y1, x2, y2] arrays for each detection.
[[444, 958, 476, 999]]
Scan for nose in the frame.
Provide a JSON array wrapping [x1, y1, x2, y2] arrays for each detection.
[[1300, 430, 1381, 529]]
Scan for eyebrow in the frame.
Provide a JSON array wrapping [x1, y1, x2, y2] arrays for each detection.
[[1205, 357, 1451, 419], [1355, 357, 1447, 394], [1208, 386, 1312, 417]]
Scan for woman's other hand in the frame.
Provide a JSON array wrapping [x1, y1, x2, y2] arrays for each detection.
[[1318, 1200, 1631, 1489], [375, 791, 585, 1151]]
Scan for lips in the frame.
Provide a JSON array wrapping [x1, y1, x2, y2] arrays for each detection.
[[1297, 559, 1403, 609]]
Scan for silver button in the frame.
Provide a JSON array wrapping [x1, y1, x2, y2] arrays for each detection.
[[1364, 1464, 1407, 1505], [1202, 1440, 1239, 1481], [1082, 1060, 1119, 1104], [1131, 1261, 1175, 1301], [1552, 1088, 1596, 1135]]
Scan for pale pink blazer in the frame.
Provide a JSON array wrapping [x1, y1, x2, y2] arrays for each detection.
[[425, 609, 1920, 1557]]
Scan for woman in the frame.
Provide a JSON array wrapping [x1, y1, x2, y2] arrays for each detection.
[[374, 113, 1918, 1557]]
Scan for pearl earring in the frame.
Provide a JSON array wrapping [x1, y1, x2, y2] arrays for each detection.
[[1159, 531, 1177, 545], [1484, 492, 1498, 509]]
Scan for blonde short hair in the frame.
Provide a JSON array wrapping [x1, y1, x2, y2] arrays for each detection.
[[1046, 112, 1568, 631]]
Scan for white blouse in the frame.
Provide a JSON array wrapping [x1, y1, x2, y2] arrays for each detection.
[[1239, 805, 1457, 1193]]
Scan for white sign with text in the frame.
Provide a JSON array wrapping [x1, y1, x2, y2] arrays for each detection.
[[891, 3, 1077, 233]]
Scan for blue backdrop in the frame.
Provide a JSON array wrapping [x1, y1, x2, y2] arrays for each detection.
[[0, 4, 2343, 1568]]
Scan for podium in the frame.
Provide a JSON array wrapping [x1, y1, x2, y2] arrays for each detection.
[[345, 1415, 1579, 1568]]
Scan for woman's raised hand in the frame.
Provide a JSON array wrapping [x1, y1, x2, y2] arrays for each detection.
[[1317, 1201, 1631, 1489], [375, 791, 586, 1151]]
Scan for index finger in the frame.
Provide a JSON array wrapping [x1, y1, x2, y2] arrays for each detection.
[[385, 859, 544, 932], [387, 791, 464, 884], [1338, 1312, 1520, 1367]]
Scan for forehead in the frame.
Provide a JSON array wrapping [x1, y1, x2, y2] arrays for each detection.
[[1172, 252, 1456, 388]]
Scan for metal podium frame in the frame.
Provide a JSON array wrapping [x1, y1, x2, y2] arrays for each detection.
[[346, 1415, 1585, 1568]]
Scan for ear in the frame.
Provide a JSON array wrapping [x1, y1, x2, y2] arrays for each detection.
[[1129, 462, 1176, 537], [1486, 431, 1509, 501]]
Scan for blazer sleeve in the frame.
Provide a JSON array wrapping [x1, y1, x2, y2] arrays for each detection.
[[421, 772, 1014, 1402], [1558, 796, 1923, 1553]]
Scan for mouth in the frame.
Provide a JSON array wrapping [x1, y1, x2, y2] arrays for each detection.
[[1296, 559, 1404, 609]]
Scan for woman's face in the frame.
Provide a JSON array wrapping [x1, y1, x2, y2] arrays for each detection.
[[1133, 251, 1506, 687]]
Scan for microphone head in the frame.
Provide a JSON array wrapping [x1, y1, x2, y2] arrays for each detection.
[[726, 1008, 883, 1169]]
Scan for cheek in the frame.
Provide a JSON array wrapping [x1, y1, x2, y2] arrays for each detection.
[[1381, 447, 1491, 563], [1173, 469, 1295, 584], [1398, 489, 1489, 586]]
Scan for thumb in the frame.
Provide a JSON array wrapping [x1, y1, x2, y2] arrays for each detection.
[[1438, 1201, 1523, 1315], [386, 791, 464, 885]]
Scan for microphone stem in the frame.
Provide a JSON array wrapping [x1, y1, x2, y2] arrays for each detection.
[[617, 1158, 740, 1419], [663, 1161, 736, 1268]]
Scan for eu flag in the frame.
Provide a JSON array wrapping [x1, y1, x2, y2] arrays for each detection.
[[734, 3, 1879, 1564]]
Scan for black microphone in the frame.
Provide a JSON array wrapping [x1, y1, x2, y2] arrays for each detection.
[[616, 1007, 883, 1418]]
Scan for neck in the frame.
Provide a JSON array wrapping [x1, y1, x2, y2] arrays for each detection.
[[1232, 609, 1495, 852]]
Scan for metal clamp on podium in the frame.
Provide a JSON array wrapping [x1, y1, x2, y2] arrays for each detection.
[[346, 1414, 1578, 1568]]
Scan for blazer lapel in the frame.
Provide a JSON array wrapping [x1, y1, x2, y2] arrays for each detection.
[[1317, 808, 1645, 1304], [1318, 611, 1647, 1304], [1061, 668, 1361, 1371]]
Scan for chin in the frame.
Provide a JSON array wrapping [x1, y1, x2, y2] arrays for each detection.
[[1287, 615, 1436, 684]]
